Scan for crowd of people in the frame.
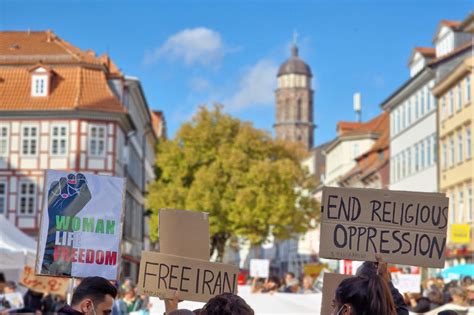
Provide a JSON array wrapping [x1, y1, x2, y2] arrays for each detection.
[[250, 272, 320, 294], [404, 275, 474, 312], [1, 261, 473, 314]]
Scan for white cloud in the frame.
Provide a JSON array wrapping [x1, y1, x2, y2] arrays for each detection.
[[225, 59, 278, 111], [189, 77, 211, 92], [144, 27, 223, 67]]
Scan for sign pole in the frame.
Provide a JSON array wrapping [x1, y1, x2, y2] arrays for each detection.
[[67, 277, 74, 305]]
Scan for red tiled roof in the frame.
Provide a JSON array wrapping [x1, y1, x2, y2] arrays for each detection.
[[0, 31, 126, 113], [440, 20, 462, 28], [0, 65, 125, 112], [414, 47, 436, 58], [336, 112, 387, 136]]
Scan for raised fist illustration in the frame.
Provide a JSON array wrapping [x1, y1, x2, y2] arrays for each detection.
[[41, 173, 92, 275]]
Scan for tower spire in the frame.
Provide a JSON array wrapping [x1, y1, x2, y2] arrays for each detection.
[[291, 30, 299, 57]]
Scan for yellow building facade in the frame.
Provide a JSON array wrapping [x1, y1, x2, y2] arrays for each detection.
[[434, 56, 473, 263]]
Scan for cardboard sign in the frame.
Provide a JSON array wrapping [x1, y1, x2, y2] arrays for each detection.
[[450, 224, 471, 244], [137, 251, 239, 303], [392, 273, 421, 293], [320, 273, 352, 315], [303, 263, 326, 277], [319, 187, 449, 268], [250, 259, 270, 278], [20, 266, 69, 295], [36, 170, 125, 280], [159, 209, 210, 260]]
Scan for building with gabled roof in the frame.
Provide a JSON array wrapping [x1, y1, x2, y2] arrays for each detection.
[[323, 112, 387, 187], [0, 30, 165, 281], [338, 113, 390, 189]]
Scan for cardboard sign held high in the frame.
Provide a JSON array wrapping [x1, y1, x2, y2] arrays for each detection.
[[137, 209, 239, 303], [319, 187, 449, 268]]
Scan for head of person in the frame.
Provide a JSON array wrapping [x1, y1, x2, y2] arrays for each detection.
[[467, 285, 474, 300], [70, 276, 117, 315], [302, 276, 314, 290], [123, 288, 136, 301], [449, 287, 466, 304], [462, 276, 472, 286], [427, 289, 443, 305], [200, 293, 254, 315], [284, 272, 295, 285], [4, 281, 16, 293], [331, 276, 396, 315], [265, 276, 281, 291]]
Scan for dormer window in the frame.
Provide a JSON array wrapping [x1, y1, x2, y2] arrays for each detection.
[[32, 75, 48, 96], [29, 65, 52, 97]]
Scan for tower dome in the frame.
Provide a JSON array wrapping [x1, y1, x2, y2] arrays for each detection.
[[277, 45, 312, 77]]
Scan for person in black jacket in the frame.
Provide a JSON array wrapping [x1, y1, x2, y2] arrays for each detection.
[[355, 257, 409, 315]]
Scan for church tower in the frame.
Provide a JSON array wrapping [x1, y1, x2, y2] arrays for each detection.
[[274, 42, 315, 150]]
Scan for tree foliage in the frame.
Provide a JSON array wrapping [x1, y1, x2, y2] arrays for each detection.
[[147, 105, 320, 260]]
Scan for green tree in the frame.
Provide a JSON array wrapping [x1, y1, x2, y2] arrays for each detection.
[[147, 105, 319, 261]]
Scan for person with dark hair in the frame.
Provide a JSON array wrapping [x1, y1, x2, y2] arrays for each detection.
[[407, 289, 443, 313], [261, 276, 281, 293], [58, 276, 117, 315], [331, 256, 396, 315], [200, 293, 254, 315], [355, 261, 408, 315]]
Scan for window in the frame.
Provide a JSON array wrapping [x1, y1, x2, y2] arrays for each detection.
[[420, 90, 425, 115], [415, 144, 419, 171], [458, 190, 464, 223], [401, 151, 406, 178], [407, 148, 411, 175], [466, 75, 471, 104], [31, 75, 48, 97], [0, 126, 8, 156], [420, 141, 425, 169], [18, 182, 36, 215], [457, 83, 462, 111], [467, 127, 472, 159], [457, 131, 463, 163], [449, 192, 455, 224], [88, 125, 106, 157], [442, 142, 447, 170], [51, 125, 68, 156], [441, 96, 446, 121], [296, 99, 302, 121], [0, 182, 6, 214], [396, 109, 400, 134], [21, 126, 38, 156], [427, 138, 431, 166], [449, 90, 454, 116], [468, 187, 473, 222], [427, 87, 431, 111], [407, 100, 412, 125], [401, 106, 405, 129], [415, 94, 419, 119], [449, 136, 455, 167], [397, 155, 401, 181]]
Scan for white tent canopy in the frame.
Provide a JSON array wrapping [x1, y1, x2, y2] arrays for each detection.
[[0, 216, 37, 281]]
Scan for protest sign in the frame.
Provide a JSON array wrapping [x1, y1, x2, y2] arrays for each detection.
[[159, 209, 210, 260], [319, 187, 449, 268], [36, 170, 125, 280], [303, 263, 326, 277], [20, 266, 68, 295], [250, 259, 270, 278], [138, 209, 239, 303], [320, 273, 352, 315], [137, 251, 239, 302], [450, 224, 471, 244], [392, 273, 421, 293]]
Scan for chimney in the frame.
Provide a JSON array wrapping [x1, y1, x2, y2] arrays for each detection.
[[353, 92, 362, 122]]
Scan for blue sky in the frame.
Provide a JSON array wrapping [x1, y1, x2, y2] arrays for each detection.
[[1, 1, 471, 145]]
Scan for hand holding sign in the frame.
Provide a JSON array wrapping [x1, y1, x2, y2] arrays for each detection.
[[42, 173, 92, 275]]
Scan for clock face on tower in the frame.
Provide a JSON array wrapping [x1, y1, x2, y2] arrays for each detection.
[[274, 44, 315, 150]]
